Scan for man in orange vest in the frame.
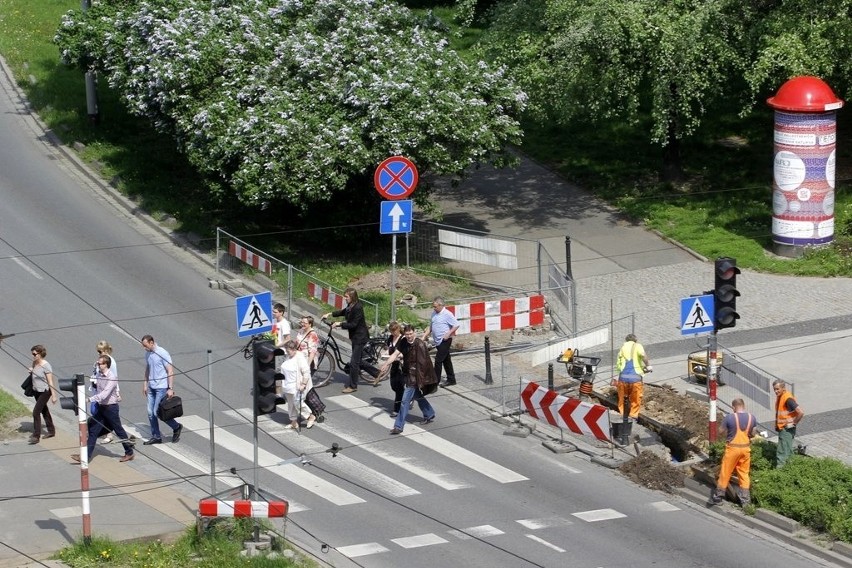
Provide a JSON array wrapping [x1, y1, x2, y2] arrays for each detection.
[[773, 379, 804, 468], [708, 398, 759, 507]]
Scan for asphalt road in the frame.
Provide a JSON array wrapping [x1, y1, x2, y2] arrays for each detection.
[[0, 55, 842, 567]]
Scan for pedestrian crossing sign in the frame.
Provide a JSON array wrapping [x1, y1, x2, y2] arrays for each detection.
[[236, 291, 273, 338], [680, 294, 714, 336]]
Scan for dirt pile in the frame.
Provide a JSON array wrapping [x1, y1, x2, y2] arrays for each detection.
[[619, 450, 686, 493]]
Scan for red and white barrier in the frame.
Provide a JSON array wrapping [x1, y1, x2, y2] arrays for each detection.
[[448, 295, 545, 335], [228, 241, 272, 275], [520, 380, 611, 442], [198, 499, 288, 518], [307, 282, 346, 309]]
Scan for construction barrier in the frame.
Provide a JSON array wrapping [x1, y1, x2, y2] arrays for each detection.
[[198, 499, 288, 519], [307, 282, 346, 310], [229, 241, 272, 275], [520, 380, 611, 442], [448, 295, 545, 335]]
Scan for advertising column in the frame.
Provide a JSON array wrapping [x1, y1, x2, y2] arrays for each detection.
[[767, 76, 843, 257]]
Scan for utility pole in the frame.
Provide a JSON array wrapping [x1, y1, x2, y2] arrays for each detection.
[[81, 0, 99, 123]]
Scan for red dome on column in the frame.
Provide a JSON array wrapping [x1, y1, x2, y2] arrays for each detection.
[[767, 76, 844, 112]]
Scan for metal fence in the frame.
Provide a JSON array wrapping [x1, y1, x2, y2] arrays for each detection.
[[214, 228, 380, 328], [405, 221, 577, 336], [719, 346, 794, 427]]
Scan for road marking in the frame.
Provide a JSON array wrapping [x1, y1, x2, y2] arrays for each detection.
[[221, 410, 420, 498], [51, 506, 82, 519], [391, 533, 448, 548], [448, 525, 504, 539], [525, 534, 566, 552], [572, 508, 626, 522], [12, 257, 42, 279], [337, 542, 389, 558], [179, 416, 365, 506], [318, 415, 472, 490], [650, 501, 681, 512], [516, 517, 573, 530], [332, 395, 528, 484]]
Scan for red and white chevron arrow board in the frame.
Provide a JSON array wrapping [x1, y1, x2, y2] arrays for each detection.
[[520, 380, 611, 441]]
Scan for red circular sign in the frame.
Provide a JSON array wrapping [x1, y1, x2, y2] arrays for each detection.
[[374, 156, 418, 200]]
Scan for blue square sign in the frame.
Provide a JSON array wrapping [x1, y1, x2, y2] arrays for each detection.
[[380, 200, 412, 234], [236, 291, 274, 338]]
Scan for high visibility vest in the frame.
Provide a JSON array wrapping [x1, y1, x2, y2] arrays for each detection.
[[776, 391, 798, 430], [727, 412, 753, 448]]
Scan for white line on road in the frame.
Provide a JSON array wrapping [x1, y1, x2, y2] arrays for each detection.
[[337, 542, 389, 558], [332, 394, 528, 484], [12, 257, 42, 279], [391, 533, 448, 548], [525, 534, 566, 553]]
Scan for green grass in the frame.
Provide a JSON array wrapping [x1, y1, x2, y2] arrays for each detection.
[[0, 389, 28, 427], [56, 520, 316, 567]]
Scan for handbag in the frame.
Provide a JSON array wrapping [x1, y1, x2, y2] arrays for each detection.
[[303, 388, 325, 417], [157, 395, 184, 421], [419, 382, 438, 397], [21, 373, 36, 398]]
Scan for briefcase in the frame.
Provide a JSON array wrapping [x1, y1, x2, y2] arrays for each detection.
[[157, 395, 184, 421]]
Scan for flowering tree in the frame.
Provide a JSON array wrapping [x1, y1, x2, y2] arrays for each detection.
[[56, 0, 525, 209]]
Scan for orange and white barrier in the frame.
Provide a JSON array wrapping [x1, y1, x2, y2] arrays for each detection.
[[448, 295, 545, 335], [520, 380, 611, 442], [229, 241, 272, 275], [307, 282, 346, 309], [198, 499, 288, 518]]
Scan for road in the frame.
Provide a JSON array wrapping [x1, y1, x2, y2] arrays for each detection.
[[0, 56, 840, 567]]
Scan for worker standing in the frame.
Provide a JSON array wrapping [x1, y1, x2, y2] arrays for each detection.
[[708, 398, 758, 507], [615, 334, 651, 419], [773, 379, 804, 468]]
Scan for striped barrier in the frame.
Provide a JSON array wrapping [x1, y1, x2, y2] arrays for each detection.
[[198, 499, 288, 518], [448, 295, 545, 335], [307, 282, 346, 309], [520, 380, 611, 442], [228, 241, 272, 275]]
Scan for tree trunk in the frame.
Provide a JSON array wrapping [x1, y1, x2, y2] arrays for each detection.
[[661, 83, 685, 182]]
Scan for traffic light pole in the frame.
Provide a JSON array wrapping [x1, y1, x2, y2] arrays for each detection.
[[252, 343, 260, 499], [708, 332, 718, 444]]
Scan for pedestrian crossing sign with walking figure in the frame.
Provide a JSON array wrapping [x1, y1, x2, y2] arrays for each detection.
[[680, 294, 715, 336], [236, 291, 273, 338]]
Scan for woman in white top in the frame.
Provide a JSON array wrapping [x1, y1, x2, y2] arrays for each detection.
[[280, 340, 317, 430]]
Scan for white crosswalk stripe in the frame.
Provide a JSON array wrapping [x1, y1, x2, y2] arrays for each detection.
[[179, 415, 365, 506], [331, 394, 529, 484], [221, 410, 420, 499]]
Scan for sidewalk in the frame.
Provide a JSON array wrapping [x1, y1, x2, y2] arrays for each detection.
[[0, 429, 193, 567]]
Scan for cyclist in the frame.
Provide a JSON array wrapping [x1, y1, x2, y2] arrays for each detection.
[[323, 287, 379, 393]]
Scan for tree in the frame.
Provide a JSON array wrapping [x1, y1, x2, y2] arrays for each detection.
[[55, 0, 525, 211], [475, 0, 749, 180]]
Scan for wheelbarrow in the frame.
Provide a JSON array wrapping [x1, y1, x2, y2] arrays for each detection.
[[687, 350, 725, 385]]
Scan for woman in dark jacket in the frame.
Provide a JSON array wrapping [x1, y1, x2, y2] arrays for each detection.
[[376, 321, 408, 417], [390, 324, 437, 434], [323, 287, 378, 393]]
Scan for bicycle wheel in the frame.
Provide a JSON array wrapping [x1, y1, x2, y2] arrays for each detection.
[[312, 347, 336, 388]]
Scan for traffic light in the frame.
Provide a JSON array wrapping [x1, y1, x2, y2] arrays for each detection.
[[58, 374, 83, 414], [253, 339, 280, 416], [714, 257, 740, 330]]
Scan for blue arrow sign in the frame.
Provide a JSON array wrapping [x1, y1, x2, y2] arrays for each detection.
[[236, 291, 274, 338], [680, 294, 714, 336], [380, 199, 413, 234]]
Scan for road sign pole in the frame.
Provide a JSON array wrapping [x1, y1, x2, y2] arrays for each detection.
[[708, 331, 718, 443], [391, 234, 397, 322]]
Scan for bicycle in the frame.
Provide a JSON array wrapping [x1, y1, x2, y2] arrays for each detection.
[[312, 318, 387, 388]]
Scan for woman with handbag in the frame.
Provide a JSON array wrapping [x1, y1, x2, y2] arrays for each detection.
[[28, 344, 56, 444], [375, 321, 409, 417], [389, 325, 437, 435], [295, 316, 320, 371], [280, 340, 317, 430]]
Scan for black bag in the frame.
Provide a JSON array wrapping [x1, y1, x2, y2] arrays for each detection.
[[157, 395, 183, 421], [21, 373, 36, 398], [303, 388, 325, 417], [419, 382, 438, 397]]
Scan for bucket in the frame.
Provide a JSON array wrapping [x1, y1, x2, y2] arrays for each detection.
[[611, 420, 633, 440]]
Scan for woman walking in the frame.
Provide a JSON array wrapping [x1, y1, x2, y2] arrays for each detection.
[[390, 325, 437, 435], [376, 321, 409, 417], [323, 287, 378, 393], [280, 340, 317, 430], [295, 315, 320, 371], [28, 345, 56, 444]]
